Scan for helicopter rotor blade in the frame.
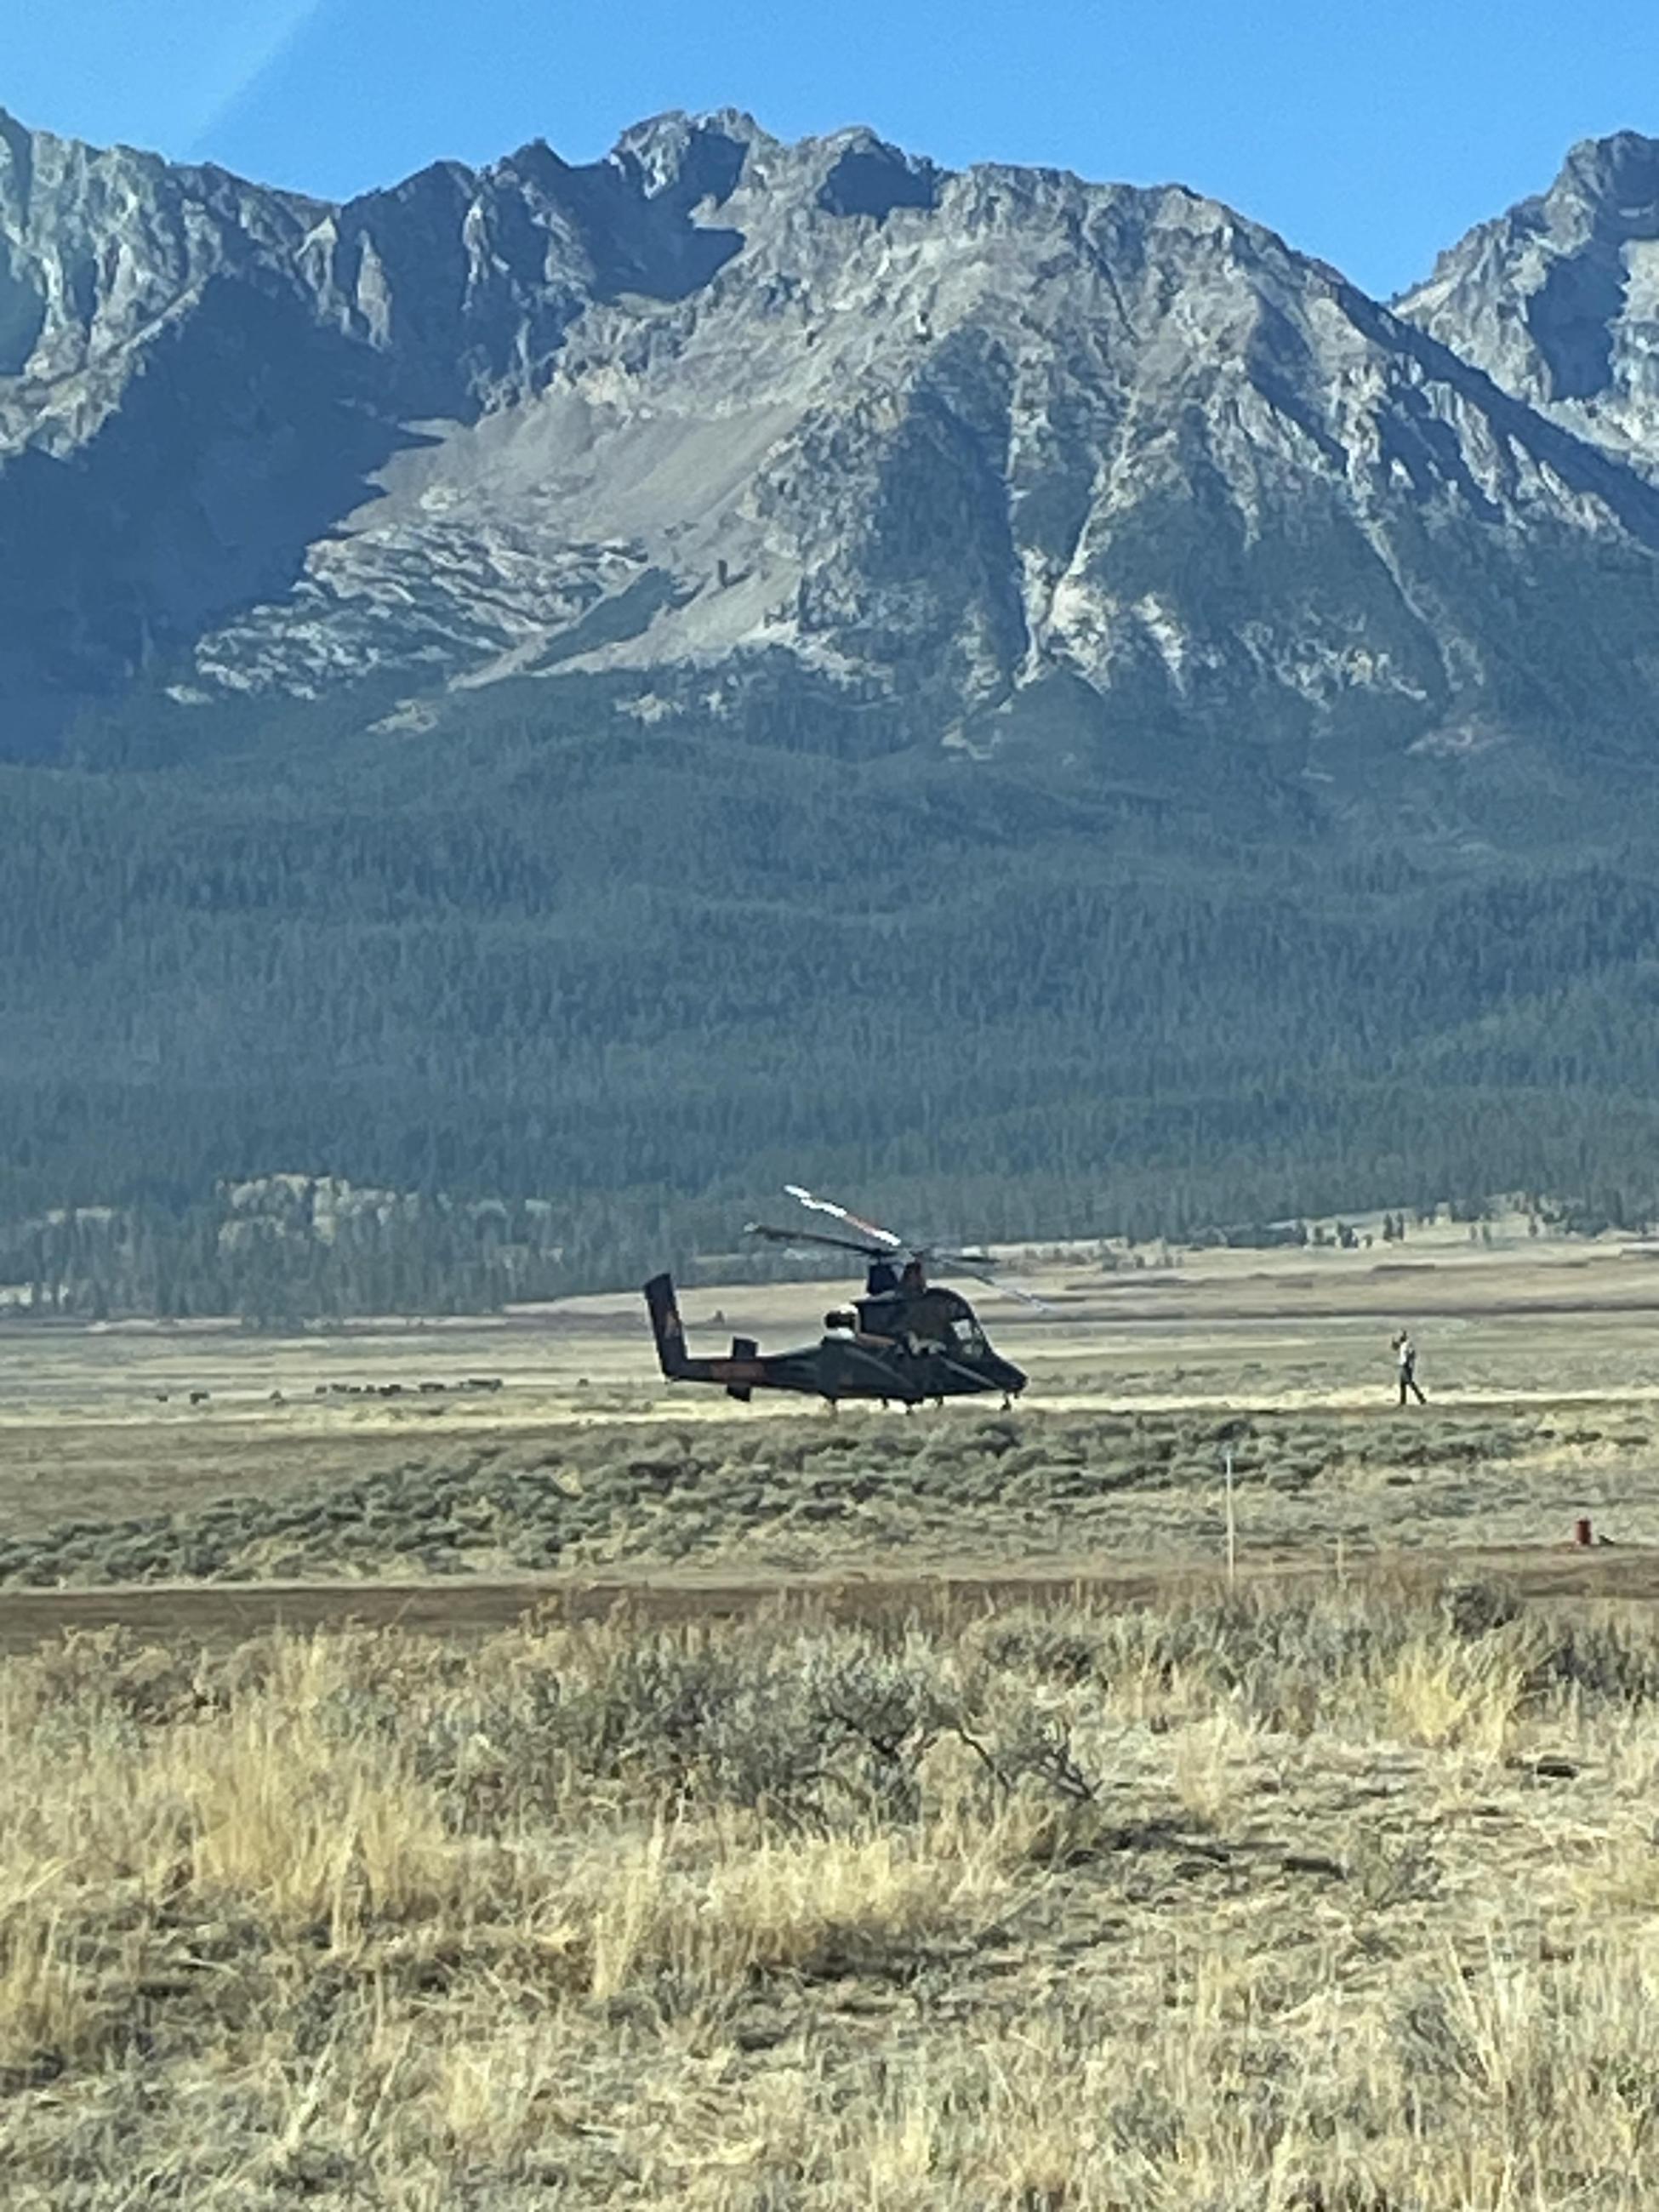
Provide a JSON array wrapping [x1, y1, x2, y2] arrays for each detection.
[[926, 1248, 1050, 1310], [762, 1192, 1052, 1308], [927, 1251, 995, 1283], [784, 1184, 904, 1250], [744, 1222, 885, 1260]]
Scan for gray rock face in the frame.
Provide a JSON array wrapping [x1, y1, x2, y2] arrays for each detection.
[[5, 106, 1659, 766], [1397, 132, 1659, 474]]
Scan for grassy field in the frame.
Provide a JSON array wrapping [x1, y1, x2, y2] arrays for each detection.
[[9, 1583, 1659, 2205], [0, 1404, 1650, 1603], [6, 1209, 1659, 1431], [2, 1217, 1659, 2203], [0, 1213, 1656, 1599]]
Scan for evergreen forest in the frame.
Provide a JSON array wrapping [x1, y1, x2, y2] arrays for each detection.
[[3, 669, 1659, 1320]]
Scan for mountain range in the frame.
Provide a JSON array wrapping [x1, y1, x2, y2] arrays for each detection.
[[3, 107, 1659, 770], [3, 109, 1659, 1307]]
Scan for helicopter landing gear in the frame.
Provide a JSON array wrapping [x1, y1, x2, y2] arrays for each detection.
[[1001, 1393, 1014, 1411], [934, 1396, 944, 1411]]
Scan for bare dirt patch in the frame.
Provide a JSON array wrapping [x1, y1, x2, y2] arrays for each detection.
[[0, 1542, 1656, 1655]]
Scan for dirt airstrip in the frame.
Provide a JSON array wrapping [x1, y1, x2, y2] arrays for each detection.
[[0, 1542, 1654, 1653]]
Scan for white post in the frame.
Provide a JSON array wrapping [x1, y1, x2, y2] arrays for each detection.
[[1223, 1445, 1236, 1587]]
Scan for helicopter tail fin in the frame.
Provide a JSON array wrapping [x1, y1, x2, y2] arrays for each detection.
[[726, 1336, 757, 1402], [642, 1273, 692, 1378]]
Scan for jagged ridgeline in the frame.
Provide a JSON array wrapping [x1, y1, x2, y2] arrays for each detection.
[[3, 111, 1659, 1309]]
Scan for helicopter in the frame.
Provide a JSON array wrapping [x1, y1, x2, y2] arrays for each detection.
[[641, 1184, 1033, 1410]]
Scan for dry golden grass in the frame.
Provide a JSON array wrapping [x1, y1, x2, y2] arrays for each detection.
[[8, 1229, 1659, 2199], [4, 1585, 1659, 2203]]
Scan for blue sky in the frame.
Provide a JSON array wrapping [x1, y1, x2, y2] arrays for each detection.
[[7, 0, 1658, 298]]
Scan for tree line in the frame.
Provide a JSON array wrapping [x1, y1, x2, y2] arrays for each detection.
[[3, 671, 1657, 1319]]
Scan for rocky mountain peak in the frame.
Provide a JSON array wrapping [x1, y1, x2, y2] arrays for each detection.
[[607, 109, 765, 205], [1553, 129, 1659, 233], [0, 107, 322, 396], [1396, 129, 1659, 451], [4, 106, 1659, 777], [808, 127, 941, 219]]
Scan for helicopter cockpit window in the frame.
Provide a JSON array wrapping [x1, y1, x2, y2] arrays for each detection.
[[950, 1318, 987, 1356]]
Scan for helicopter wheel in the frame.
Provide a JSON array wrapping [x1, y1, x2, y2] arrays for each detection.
[[1001, 1394, 1013, 1411]]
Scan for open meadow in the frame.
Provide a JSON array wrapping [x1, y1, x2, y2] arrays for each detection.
[[3, 1213, 1659, 2204], [2, 1210, 1657, 1612]]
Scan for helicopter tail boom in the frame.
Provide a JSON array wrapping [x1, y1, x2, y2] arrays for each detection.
[[642, 1274, 768, 1395]]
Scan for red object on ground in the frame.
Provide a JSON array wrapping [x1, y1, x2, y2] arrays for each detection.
[[1573, 1517, 1593, 1548]]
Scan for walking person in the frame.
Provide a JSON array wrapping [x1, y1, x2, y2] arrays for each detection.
[[1391, 1329, 1427, 1406]]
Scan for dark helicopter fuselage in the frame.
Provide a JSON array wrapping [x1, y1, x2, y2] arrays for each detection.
[[642, 1274, 1026, 1406]]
